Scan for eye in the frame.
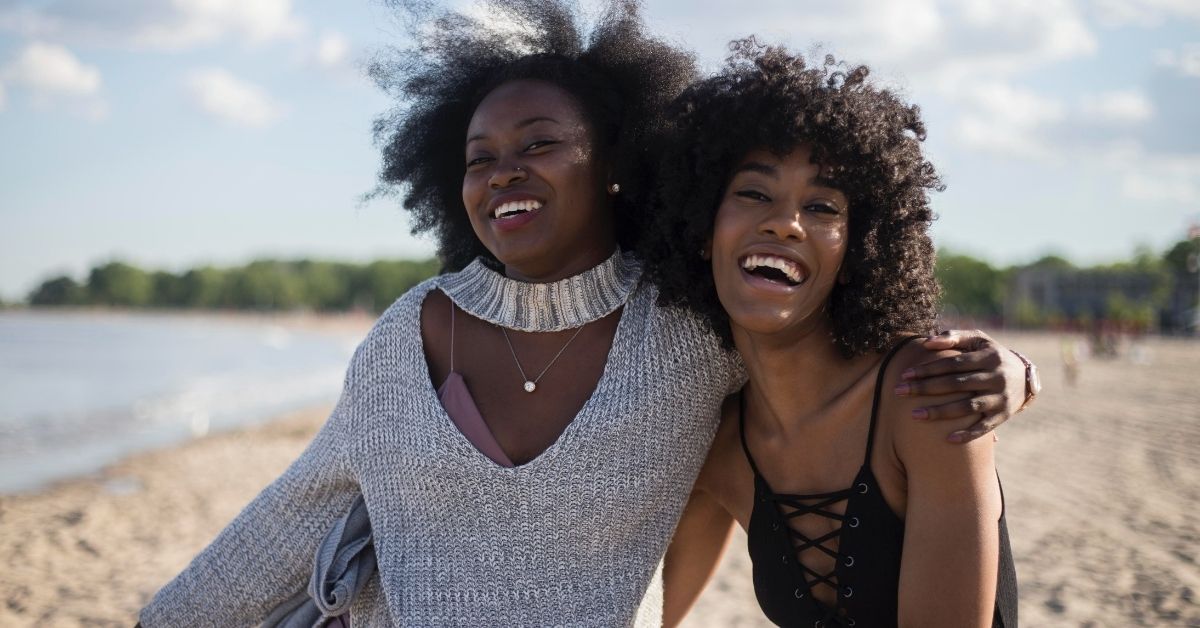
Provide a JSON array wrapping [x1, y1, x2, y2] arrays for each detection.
[[735, 189, 771, 202], [465, 155, 492, 169], [805, 202, 841, 215], [524, 139, 558, 152]]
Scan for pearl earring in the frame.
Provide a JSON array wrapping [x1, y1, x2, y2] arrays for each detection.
[[608, 183, 620, 194]]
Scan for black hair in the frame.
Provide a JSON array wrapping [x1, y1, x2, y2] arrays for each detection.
[[640, 40, 944, 357], [369, 0, 696, 271]]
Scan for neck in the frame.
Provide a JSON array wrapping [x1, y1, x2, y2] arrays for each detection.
[[503, 240, 617, 283], [732, 314, 868, 435]]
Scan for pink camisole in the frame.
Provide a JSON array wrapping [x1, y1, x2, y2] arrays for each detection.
[[437, 300, 515, 468]]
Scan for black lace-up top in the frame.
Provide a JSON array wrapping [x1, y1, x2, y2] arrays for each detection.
[[739, 339, 1018, 627]]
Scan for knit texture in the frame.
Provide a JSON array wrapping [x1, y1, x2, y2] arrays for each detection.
[[140, 264, 743, 627], [439, 250, 642, 331]]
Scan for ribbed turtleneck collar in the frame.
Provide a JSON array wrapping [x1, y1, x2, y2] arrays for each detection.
[[438, 249, 642, 332]]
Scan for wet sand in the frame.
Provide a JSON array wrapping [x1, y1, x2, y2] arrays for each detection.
[[1, 332, 1197, 626]]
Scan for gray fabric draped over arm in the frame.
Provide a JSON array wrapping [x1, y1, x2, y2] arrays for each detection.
[[262, 495, 376, 628]]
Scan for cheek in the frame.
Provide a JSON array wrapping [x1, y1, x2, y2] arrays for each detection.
[[462, 173, 483, 209], [710, 202, 742, 256]]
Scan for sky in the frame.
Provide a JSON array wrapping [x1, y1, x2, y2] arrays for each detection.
[[1, 0, 1198, 301]]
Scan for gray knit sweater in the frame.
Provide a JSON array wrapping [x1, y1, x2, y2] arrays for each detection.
[[140, 260, 743, 627]]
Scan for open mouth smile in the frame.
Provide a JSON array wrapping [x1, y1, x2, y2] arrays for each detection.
[[739, 253, 808, 287], [491, 199, 543, 219]]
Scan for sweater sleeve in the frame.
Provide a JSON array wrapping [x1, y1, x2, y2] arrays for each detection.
[[139, 352, 363, 628]]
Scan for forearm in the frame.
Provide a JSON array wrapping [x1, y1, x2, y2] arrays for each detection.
[[662, 489, 735, 627], [895, 394, 1003, 627], [140, 409, 356, 627]]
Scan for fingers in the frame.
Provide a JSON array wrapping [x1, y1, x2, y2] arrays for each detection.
[[910, 393, 1007, 422], [920, 329, 995, 352], [901, 348, 1003, 381], [896, 372, 1005, 398], [947, 412, 1011, 444]]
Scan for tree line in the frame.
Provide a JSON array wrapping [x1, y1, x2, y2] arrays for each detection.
[[26, 258, 441, 313], [16, 236, 1199, 329]]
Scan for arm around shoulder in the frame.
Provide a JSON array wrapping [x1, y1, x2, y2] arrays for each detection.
[[890, 348, 1004, 628]]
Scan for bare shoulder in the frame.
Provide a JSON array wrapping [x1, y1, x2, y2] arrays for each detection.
[[884, 340, 977, 439], [419, 288, 452, 379], [883, 341, 995, 467]]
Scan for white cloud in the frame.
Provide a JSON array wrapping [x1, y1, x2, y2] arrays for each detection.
[[315, 31, 350, 69], [1105, 145, 1200, 203], [0, 0, 303, 51], [185, 68, 281, 127], [0, 41, 108, 119], [135, 0, 303, 49], [1155, 43, 1200, 77], [1, 42, 101, 96], [951, 81, 1066, 159], [1090, 0, 1200, 27], [1080, 90, 1154, 124]]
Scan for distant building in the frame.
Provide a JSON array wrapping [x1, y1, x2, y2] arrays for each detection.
[[1163, 271, 1199, 334], [1004, 266, 1173, 331]]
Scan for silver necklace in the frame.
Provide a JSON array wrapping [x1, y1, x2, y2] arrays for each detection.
[[499, 324, 586, 393]]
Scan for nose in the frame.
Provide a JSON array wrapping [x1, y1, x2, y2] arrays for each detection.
[[488, 162, 528, 189], [758, 205, 806, 242]]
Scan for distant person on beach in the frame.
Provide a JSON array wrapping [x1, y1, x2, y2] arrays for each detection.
[[641, 43, 1020, 626], [138, 2, 1035, 625]]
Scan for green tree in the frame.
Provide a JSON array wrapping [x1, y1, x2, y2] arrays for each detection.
[[225, 260, 306, 310], [936, 252, 1004, 317], [29, 275, 86, 306], [150, 271, 187, 307], [296, 260, 356, 311], [1163, 238, 1199, 275], [360, 259, 440, 311], [86, 261, 153, 306], [178, 267, 228, 308]]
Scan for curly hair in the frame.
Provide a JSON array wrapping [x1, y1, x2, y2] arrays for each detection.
[[368, 0, 696, 271], [639, 40, 944, 357]]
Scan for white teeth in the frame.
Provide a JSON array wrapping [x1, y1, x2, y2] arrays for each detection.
[[492, 199, 543, 218], [741, 254, 804, 284]]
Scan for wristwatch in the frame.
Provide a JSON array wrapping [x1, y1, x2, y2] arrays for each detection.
[[1011, 350, 1041, 412]]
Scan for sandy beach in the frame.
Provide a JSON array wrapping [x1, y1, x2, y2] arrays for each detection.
[[1, 331, 1197, 626]]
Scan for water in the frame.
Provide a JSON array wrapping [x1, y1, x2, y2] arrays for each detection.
[[0, 311, 366, 493]]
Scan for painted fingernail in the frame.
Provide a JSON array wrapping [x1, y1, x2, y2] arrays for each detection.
[[895, 383, 911, 396], [947, 431, 965, 443], [901, 369, 916, 381], [911, 407, 928, 420]]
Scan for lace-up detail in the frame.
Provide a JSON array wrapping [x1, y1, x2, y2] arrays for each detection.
[[738, 338, 918, 627], [739, 393, 862, 626], [739, 336, 1018, 628]]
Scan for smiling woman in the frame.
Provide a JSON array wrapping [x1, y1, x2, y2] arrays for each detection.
[[138, 3, 1034, 626], [642, 42, 1018, 627], [462, 79, 617, 281]]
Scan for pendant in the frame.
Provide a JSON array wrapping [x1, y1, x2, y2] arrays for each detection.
[[523, 381, 537, 393]]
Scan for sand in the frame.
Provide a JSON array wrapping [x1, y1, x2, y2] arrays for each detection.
[[1, 331, 1197, 627]]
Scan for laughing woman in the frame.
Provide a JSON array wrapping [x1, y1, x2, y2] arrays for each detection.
[[646, 43, 1019, 627], [140, 3, 1030, 626]]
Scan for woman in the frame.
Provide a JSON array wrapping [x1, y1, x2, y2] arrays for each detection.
[[646, 43, 1019, 626], [140, 3, 1029, 626]]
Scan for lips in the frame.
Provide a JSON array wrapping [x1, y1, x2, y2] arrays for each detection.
[[739, 252, 809, 287], [492, 199, 543, 219], [487, 193, 545, 220]]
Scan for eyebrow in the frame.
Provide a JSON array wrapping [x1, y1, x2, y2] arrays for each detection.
[[466, 116, 561, 144], [732, 161, 778, 178]]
